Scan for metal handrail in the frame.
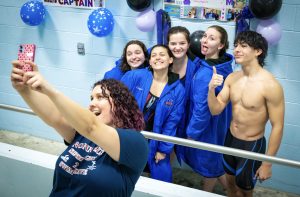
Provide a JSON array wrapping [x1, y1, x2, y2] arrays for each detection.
[[0, 104, 35, 115], [1, 103, 300, 169], [142, 132, 300, 169]]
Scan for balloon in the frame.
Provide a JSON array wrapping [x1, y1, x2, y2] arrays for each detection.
[[20, 1, 46, 26], [136, 9, 156, 32], [87, 8, 114, 37], [189, 30, 205, 59], [127, 0, 151, 12], [256, 19, 282, 46], [249, 0, 282, 19]]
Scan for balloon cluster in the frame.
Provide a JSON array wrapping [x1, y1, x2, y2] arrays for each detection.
[[20, 1, 46, 26], [126, 0, 155, 32], [248, 0, 283, 46], [87, 8, 114, 37], [19, 0, 154, 35]]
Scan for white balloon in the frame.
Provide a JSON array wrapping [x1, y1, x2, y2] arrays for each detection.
[[136, 9, 156, 32], [256, 19, 282, 46]]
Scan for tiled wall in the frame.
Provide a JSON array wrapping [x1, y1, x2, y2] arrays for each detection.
[[0, 0, 299, 194]]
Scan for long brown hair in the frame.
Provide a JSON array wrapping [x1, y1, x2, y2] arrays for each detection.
[[120, 40, 148, 73], [208, 25, 229, 56]]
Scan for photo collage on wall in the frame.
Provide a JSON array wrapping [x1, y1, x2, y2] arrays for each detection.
[[163, 0, 248, 22]]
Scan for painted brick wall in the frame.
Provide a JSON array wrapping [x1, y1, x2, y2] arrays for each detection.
[[258, 1, 300, 194], [0, 0, 299, 194]]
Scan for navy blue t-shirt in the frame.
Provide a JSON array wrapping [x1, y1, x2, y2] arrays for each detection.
[[50, 128, 148, 197]]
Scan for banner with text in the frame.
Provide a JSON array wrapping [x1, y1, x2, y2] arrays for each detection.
[[43, 0, 105, 9]]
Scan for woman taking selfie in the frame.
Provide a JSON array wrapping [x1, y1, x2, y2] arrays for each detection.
[[11, 60, 148, 197]]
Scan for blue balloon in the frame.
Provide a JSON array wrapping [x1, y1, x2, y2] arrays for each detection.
[[20, 1, 46, 26], [87, 8, 114, 37]]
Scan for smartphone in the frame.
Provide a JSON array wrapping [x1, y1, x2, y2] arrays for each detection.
[[17, 44, 36, 72]]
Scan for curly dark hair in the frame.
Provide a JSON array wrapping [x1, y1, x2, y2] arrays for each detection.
[[120, 40, 149, 73], [234, 30, 268, 67], [92, 79, 145, 131]]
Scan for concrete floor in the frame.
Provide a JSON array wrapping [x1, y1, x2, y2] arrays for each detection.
[[0, 130, 299, 197]]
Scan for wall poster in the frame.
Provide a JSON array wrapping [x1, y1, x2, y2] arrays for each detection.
[[163, 0, 248, 22]]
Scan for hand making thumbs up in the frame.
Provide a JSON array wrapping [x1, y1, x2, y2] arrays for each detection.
[[209, 66, 224, 90]]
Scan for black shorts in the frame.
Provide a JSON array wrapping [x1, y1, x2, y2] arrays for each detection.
[[223, 130, 266, 190]]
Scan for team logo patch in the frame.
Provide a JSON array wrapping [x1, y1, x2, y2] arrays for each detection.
[[165, 99, 173, 106]]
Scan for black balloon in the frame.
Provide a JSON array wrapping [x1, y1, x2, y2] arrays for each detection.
[[249, 0, 282, 19], [126, 0, 151, 12], [189, 30, 205, 59]]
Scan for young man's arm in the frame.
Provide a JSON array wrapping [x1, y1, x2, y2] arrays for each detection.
[[255, 79, 285, 181], [208, 66, 231, 115]]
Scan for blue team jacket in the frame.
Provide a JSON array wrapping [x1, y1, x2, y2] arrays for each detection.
[[176, 57, 200, 139], [103, 59, 124, 80], [175, 57, 199, 165], [104, 49, 150, 80], [121, 68, 185, 157], [182, 53, 233, 177]]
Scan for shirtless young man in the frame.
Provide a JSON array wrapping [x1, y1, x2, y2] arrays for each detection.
[[207, 31, 285, 197]]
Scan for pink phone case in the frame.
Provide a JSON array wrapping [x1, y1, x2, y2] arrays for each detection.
[[17, 44, 36, 72]]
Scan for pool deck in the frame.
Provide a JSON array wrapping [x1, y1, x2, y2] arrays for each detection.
[[0, 130, 298, 197]]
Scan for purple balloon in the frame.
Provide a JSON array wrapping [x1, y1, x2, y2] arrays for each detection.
[[136, 9, 156, 32], [256, 19, 282, 46]]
